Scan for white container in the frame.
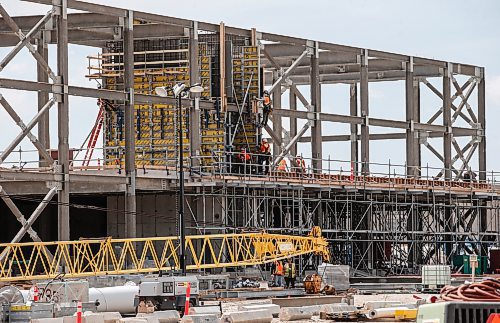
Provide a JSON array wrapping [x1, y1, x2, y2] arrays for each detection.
[[421, 265, 451, 289]]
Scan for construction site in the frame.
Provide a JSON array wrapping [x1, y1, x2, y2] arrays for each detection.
[[0, 0, 499, 322]]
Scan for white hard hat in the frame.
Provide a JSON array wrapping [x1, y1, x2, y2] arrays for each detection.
[[262, 138, 268, 143]]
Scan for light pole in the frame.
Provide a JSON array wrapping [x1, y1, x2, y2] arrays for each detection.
[[155, 83, 203, 275]]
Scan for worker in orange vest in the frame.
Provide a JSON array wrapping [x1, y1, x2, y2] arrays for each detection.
[[258, 90, 272, 127], [277, 158, 287, 172], [273, 260, 284, 287], [294, 154, 306, 174], [237, 148, 251, 174], [258, 138, 271, 175]]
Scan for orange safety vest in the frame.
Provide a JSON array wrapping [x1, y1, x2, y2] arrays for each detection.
[[263, 96, 271, 106], [239, 151, 250, 161], [277, 159, 287, 171], [260, 142, 271, 153], [275, 262, 283, 276]]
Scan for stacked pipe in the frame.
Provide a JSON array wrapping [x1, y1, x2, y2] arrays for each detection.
[[440, 278, 500, 302]]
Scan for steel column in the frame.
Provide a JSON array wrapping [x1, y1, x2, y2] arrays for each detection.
[[360, 50, 369, 174], [311, 42, 322, 172], [37, 36, 50, 167], [405, 59, 417, 177], [350, 83, 358, 173], [56, 0, 70, 241], [478, 70, 486, 181], [189, 21, 201, 169], [124, 10, 136, 239], [443, 64, 452, 180], [289, 89, 297, 156], [414, 79, 421, 176], [272, 72, 282, 155]]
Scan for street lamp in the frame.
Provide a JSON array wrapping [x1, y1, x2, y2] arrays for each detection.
[[155, 83, 203, 275]]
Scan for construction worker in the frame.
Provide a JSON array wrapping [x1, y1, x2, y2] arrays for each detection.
[[237, 148, 251, 174], [273, 260, 284, 287], [294, 154, 306, 174], [284, 258, 296, 288], [277, 158, 287, 172], [258, 138, 271, 175], [259, 90, 272, 127]]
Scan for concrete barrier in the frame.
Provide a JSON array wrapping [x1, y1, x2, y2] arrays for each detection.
[[135, 314, 159, 323], [181, 314, 220, 323], [32, 318, 64, 323], [188, 306, 222, 316], [364, 301, 402, 310], [237, 304, 280, 317], [222, 310, 272, 323], [279, 307, 315, 321], [100, 312, 122, 323], [118, 318, 147, 323], [137, 311, 180, 323]]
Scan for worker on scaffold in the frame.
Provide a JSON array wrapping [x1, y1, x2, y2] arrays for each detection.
[[237, 148, 251, 175], [293, 154, 306, 175], [258, 138, 271, 175], [256, 90, 272, 127], [277, 158, 288, 172]]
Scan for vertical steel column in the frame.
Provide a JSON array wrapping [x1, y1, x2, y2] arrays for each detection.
[[349, 83, 358, 173], [443, 64, 452, 180], [405, 58, 416, 177], [272, 71, 282, 155], [360, 50, 369, 175], [189, 21, 201, 169], [478, 69, 486, 182], [37, 36, 50, 167], [478, 68, 487, 257], [310, 41, 322, 173], [56, 0, 70, 241], [124, 10, 136, 239], [289, 90, 297, 156], [414, 80, 421, 177]]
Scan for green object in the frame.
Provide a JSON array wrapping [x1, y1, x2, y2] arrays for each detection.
[[453, 255, 489, 274]]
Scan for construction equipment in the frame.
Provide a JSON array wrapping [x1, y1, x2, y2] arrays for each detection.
[[303, 274, 322, 294], [0, 227, 329, 282]]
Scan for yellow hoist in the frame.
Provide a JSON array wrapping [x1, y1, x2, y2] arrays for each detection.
[[0, 227, 330, 282]]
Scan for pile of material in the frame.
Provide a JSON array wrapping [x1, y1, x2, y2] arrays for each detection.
[[440, 278, 500, 302], [233, 278, 260, 289]]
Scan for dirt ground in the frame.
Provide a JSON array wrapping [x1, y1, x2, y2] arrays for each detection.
[[220, 293, 430, 322]]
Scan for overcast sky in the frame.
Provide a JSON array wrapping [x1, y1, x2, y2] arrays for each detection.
[[1, 0, 499, 176]]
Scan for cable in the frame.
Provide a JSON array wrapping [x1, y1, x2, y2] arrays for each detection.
[[440, 278, 500, 302]]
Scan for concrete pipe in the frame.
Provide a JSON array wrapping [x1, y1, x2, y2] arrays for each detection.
[[89, 284, 139, 314]]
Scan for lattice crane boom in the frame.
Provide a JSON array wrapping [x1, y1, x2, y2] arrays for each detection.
[[0, 227, 329, 282]]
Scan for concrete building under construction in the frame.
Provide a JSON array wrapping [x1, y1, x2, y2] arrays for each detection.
[[0, 0, 499, 278]]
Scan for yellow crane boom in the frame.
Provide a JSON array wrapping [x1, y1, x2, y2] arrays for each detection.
[[0, 227, 329, 282]]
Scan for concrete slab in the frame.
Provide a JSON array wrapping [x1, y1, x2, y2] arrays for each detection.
[[188, 306, 222, 316], [237, 304, 280, 317], [137, 311, 180, 323], [100, 312, 122, 323], [181, 313, 220, 323], [278, 307, 314, 321], [271, 295, 351, 307], [33, 319, 64, 323], [221, 310, 272, 323]]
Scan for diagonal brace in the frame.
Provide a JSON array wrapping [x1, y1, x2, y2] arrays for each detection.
[[268, 49, 309, 94], [0, 9, 54, 73], [273, 121, 311, 166], [0, 4, 57, 81], [0, 94, 54, 164], [0, 97, 56, 164]]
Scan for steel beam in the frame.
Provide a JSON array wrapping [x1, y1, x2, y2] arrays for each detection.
[[56, 0, 70, 241], [360, 50, 369, 175], [273, 122, 311, 166], [310, 42, 322, 172], [123, 10, 136, 239]]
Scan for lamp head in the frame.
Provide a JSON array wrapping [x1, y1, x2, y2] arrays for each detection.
[[188, 84, 204, 94], [172, 83, 187, 97], [155, 86, 169, 97]]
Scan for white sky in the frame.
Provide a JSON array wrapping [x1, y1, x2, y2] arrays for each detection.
[[0, 0, 499, 175]]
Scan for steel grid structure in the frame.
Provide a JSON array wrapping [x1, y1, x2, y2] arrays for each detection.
[[0, 0, 495, 275]]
